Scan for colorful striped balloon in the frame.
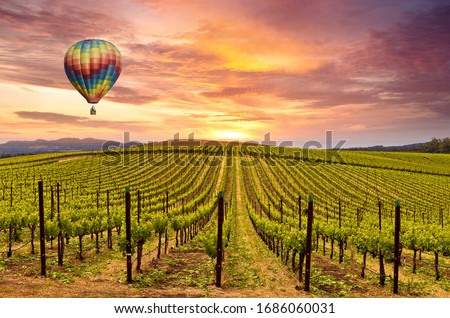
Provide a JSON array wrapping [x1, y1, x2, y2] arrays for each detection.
[[64, 39, 122, 106]]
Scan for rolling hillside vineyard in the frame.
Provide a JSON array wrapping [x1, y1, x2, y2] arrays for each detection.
[[1, 144, 450, 297]]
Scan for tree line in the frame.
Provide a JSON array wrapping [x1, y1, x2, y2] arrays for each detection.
[[421, 137, 450, 153]]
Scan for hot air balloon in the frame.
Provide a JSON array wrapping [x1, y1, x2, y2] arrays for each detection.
[[64, 39, 122, 115]]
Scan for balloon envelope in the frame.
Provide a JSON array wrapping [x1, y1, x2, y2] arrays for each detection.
[[64, 39, 122, 104]]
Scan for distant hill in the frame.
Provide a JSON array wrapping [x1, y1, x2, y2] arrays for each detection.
[[0, 138, 109, 157], [346, 138, 450, 153], [346, 143, 426, 152], [2, 136, 445, 158], [0, 137, 259, 158]]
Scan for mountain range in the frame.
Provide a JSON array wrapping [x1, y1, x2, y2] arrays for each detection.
[[0, 138, 108, 157], [0, 137, 427, 158]]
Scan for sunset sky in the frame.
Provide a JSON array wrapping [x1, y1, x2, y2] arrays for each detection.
[[0, 0, 449, 147]]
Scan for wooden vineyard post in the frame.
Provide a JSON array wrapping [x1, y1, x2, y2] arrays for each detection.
[[298, 196, 302, 230], [107, 190, 112, 249], [379, 200, 386, 286], [38, 181, 46, 276], [57, 182, 64, 266], [393, 200, 401, 294], [7, 185, 13, 258], [51, 186, 54, 219], [125, 187, 132, 284], [304, 195, 314, 292], [7, 186, 12, 258], [216, 191, 224, 287], [50, 185, 55, 248], [136, 190, 144, 272], [50, 186, 55, 249], [280, 198, 284, 257], [164, 190, 169, 254], [339, 200, 344, 264]]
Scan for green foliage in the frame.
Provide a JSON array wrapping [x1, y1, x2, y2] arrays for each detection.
[[131, 220, 153, 241], [132, 269, 167, 287], [201, 230, 217, 259], [117, 235, 135, 256], [151, 213, 168, 234], [45, 220, 60, 237]]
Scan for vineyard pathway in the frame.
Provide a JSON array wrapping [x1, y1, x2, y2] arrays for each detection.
[[219, 157, 308, 297]]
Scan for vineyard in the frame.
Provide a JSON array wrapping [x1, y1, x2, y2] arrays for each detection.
[[1, 145, 450, 297]]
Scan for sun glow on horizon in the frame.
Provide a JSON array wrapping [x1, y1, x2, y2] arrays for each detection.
[[213, 130, 247, 140]]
